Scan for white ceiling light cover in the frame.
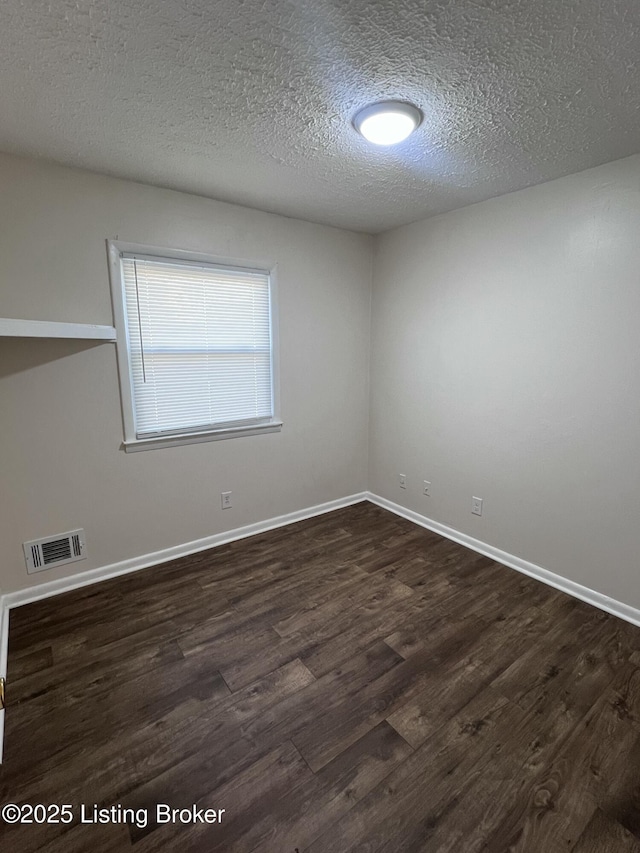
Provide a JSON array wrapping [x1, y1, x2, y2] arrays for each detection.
[[354, 101, 423, 146]]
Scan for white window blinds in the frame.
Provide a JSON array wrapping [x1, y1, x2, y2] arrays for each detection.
[[120, 254, 274, 437]]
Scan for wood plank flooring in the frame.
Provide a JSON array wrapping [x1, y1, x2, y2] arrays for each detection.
[[2, 501, 640, 851]]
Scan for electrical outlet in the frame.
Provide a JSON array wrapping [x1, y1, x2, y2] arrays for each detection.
[[423, 480, 431, 496], [221, 491, 232, 509], [399, 474, 407, 489], [471, 496, 483, 516]]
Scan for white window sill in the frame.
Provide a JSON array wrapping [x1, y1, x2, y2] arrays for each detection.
[[122, 421, 283, 452]]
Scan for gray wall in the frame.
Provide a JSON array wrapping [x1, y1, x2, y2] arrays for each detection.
[[0, 154, 372, 593], [4, 149, 640, 613], [369, 154, 640, 609]]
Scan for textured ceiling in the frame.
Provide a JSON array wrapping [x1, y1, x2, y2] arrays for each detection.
[[1, 0, 640, 233]]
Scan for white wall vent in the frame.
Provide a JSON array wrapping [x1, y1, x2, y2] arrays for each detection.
[[23, 529, 86, 574]]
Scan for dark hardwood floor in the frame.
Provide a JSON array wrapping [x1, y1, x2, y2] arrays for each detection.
[[2, 501, 640, 851]]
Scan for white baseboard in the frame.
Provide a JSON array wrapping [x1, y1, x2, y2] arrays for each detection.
[[366, 492, 640, 629], [0, 491, 367, 763]]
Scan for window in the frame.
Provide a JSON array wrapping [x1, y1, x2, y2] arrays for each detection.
[[109, 242, 281, 451]]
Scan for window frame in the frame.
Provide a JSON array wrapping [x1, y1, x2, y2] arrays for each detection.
[[107, 240, 282, 452]]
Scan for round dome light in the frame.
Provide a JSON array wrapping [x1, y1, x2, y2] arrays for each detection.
[[353, 101, 422, 146]]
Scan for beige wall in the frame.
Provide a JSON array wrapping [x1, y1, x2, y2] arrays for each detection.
[[0, 154, 372, 593], [369, 154, 640, 609]]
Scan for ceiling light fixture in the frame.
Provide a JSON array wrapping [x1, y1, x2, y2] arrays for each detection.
[[353, 101, 422, 146]]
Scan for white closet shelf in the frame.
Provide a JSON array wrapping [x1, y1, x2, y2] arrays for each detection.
[[0, 318, 116, 341]]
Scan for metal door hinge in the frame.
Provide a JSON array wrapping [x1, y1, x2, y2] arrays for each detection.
[[0, 677, 5, 710]]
